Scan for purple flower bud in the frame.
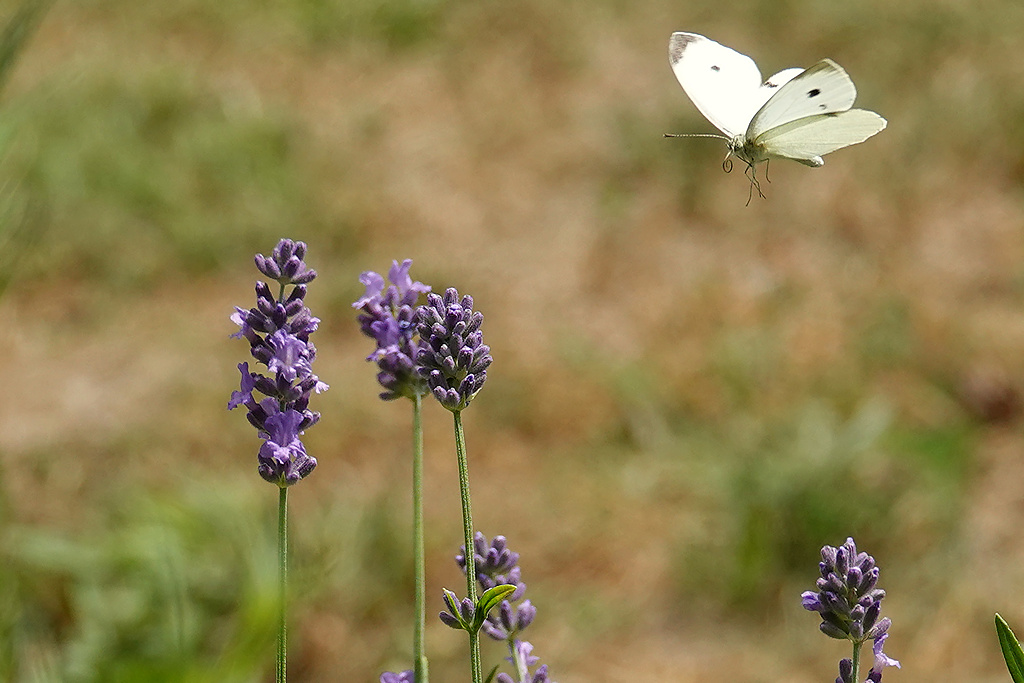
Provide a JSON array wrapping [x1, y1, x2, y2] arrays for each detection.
[[866, 616, 891, 641], [836, 548, 850, 577], [459, 596, 475, 623], [847, 566, 863, 587], [823, 573, 846, 595], [801, 591, 824, 612], [849, 620, 864, 640], [836, 658, 853, 683], [499, 600, 516, 630], [820, 618, 850, 640], [442, 589, 459, 613], [821, 590, 849, 615], [439, 611, 462, 630], [859, 567, 880, 594], [256, 254, 281, 280], [862, 599, 881, 632], [516, 600, 537, 631], [380, 671, 415, 683]]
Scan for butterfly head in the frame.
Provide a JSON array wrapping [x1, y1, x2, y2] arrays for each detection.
[[727, 134, 767, 168], [723, 135, 769, 204]]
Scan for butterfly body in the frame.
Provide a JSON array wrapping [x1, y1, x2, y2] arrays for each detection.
[[667, 32, 886, 194]]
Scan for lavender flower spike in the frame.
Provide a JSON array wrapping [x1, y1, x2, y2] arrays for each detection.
[[456, 533, 532, 639], [353, 259, 432, 401], [801, 537, 888, 643], [803, 538, 898, 683], [229, 239, 326, 487], [416, 288, 493, 412]]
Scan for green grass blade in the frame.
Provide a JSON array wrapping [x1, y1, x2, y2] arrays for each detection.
[[996, 613, 1024, 683]]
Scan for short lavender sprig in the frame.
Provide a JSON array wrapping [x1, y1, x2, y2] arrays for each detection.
[[448, 533, 554, 683], [802, 538, 900, 683], [456, 533, 533, 641]]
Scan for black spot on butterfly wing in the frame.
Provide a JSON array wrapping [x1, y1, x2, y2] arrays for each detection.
[[711, 65, 720, 71], [806, 87, 829, 110]]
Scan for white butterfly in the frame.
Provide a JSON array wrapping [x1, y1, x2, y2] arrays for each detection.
[[666, 32, 886, 199]]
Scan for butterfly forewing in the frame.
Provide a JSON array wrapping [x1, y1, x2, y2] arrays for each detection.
[[746, 59, 858, 138], [668, 32, 765, 138]]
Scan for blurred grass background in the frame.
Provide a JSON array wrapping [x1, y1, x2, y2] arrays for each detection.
[[2, 0, 1024, 680]]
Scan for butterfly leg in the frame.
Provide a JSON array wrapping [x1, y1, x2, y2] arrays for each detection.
[[742, 161, 766, 205]]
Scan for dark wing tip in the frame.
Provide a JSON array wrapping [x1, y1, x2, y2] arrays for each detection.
[[669, 32, 701, 64]]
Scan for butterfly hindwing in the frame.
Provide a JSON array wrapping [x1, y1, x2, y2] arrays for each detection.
[[753, 108, 888, 166]]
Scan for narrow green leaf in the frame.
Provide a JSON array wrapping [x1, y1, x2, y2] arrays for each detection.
[[472, 584, 517, 631], [478, 584, 517, 617], [484, 664, 499, 683], [996, 613, 1024, 683]]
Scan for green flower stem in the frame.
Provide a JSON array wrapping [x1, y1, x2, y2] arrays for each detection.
[[413, 393, 429, 683], [453, 410, 482, 683], [850, 639, 861, 683], [277, 485, 288, 683]]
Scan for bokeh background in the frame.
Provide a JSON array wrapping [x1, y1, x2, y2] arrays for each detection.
[[3, 0, 1024, 680]]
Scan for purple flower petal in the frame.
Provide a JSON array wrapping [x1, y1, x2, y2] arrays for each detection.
[[228, 363, 256, 410], [353, 271, 386, 308]]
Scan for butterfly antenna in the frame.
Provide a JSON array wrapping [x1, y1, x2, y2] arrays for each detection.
[[663, 133, 729, 140]]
